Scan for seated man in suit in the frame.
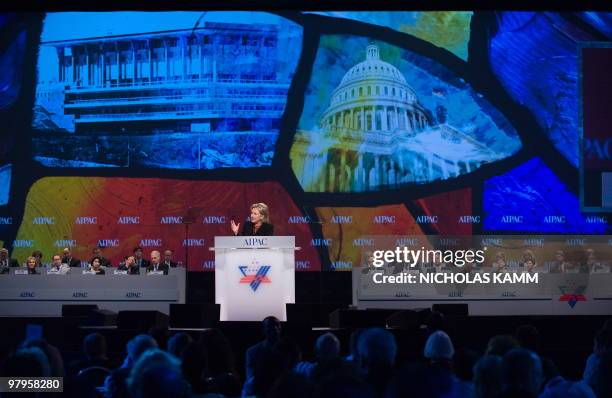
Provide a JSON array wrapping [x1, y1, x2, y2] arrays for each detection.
[[118, 256, 140, 275], [163, 249, 178, 268], [49, 254, 70, 274], [62, 247, 82, 268], [146, 250, 168, 275], [0, 248, 19, 268], [133, 246, 150, 268]]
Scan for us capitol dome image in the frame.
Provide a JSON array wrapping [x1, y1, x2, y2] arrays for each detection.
[[291, 43, 496, 192]]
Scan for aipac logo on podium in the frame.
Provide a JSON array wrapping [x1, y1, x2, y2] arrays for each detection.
[[239, 260, 271, 292], [558, 279, 588, 308]]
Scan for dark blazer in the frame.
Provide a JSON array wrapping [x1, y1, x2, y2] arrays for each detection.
[[135, 258, 151, 268], [118, 263, 140, 275], [0, 258, 19, 268], [163, 260, 178, 268], [240, 221, 274, 236], [93, 268, 105, 275], [147, 263, 169, 275], [66, 257, 82, 268]]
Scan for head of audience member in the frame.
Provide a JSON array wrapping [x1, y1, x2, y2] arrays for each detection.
[[150, 251, 160, 266], [51, 255, 62, 269], [515, 324, 541, 353], [127, 349, 190, 398], [62, 247, 72, 261], [164, 250, 173, 263], [21, 339, 65, 377], [486, 335, 519, 356], [133, 246, 143, 260], [32, 250, 43, 266], [357, 327, 397, 373], [473, 355, 503, 398], [91, 257, 102, 271], [27, 256, 37, 270], [125, 256, 136, 268], [0, 248, 8, 261], [262, 316, 281, 344], [423, 330, 455, 368], [315, 332, 340, 362], [501, 348, 543, 397], [125, 334, 158, 369], [539, 378, 596, 398], [386, 362, 457, 398], [83, 333, 107, 361], [167, 333, 192, 361], [0, 347, 50, 378]]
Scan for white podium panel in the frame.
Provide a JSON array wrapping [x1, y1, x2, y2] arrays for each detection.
[[0, 268, 186, 316], [213, 236, 296, 321]]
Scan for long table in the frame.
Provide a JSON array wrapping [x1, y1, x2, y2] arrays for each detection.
[[353, 268, 612, 315], [0, 268, 186, 316]]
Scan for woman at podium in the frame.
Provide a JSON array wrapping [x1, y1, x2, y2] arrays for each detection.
[[230, 202, 274, 236]]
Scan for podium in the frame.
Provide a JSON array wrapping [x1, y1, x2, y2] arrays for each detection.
[[211, 236, 297, 321]]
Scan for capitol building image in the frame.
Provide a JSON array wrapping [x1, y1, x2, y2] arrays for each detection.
[[291, 43, 497, 192]]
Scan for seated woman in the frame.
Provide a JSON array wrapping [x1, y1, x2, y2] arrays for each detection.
[[230, 202, 274, 236], [31, 250, 44, 268], [89, 256, 106, 275], [26, 256, 39, 274]]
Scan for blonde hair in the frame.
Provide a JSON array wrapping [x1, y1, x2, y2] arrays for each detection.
[[26, 256, 36, 266], [251, 203, 270, 223]]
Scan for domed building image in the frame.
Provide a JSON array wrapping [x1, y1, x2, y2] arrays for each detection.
[[291, 43, 497, 192]]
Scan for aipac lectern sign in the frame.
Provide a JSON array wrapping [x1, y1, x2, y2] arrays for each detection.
[[212, 236, 296, 321]]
